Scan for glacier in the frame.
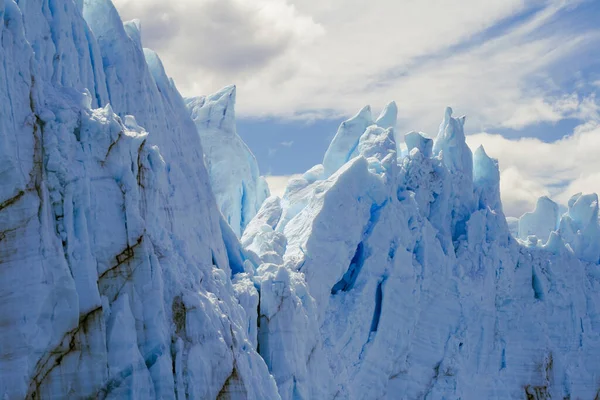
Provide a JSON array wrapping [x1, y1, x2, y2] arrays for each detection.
[[0, 0, 278, 398], [0, 0, 599, 399]]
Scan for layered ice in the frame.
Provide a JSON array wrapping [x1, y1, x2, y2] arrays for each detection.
[[186, 86, 269, 238], [1, 0, 600, 399]]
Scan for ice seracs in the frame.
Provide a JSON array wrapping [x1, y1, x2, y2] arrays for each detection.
[[515, 192, 600, 263], [557, 192, 600, 262], [244, 103, 600, 399], [186, 85, 270, 238], [322, 105, 374, 176], [323, 102, 399, 177], [433, 107, 475, 240]]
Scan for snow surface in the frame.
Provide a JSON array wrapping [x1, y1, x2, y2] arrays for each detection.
[[1, 0, 599, 399]]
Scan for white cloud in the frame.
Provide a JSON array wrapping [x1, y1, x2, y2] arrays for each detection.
[[113, 0, 323, 87], [497, 167, 550, 218], [113, 0, 600, 132], [559, 172, 600, 202], [467, 117, 600, 217], [265, 174, 302, 197], [501, 94, 580, 129]]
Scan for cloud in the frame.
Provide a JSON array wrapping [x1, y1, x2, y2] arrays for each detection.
[[265, 174, 302, 197], [501, 94, 581, 129], [113, 0, 600, 134], [280, 141, 294, 147], [496, 167, 550, 218], [466, 115, 600, 217], [114, 0, 323, 87], [560, 172, 600, 202]]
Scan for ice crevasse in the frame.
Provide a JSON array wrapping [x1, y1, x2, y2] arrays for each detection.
[[0, 0, 599, 399]]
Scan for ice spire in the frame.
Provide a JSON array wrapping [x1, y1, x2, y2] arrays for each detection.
[[433, 107, 472, 178], [186, 85, 269, 237], [143, 49, 172, 93], [323, 105, 374, 176], [123, 19, 142, 49], [433, 107, 474, 238], [473, 145, 501, 212], [375, 101, 397, 129], [188, 85, 237, 135]]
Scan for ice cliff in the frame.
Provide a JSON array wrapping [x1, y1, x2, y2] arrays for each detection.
[[0, 0, 277, 398], [0, 0, 599, 399]]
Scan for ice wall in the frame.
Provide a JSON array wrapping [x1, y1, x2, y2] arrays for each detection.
[[0, 0, 278, 398]]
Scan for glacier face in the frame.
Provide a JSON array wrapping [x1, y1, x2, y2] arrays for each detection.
[[0, 0, 599, 399], [0, 0, 277, 398]]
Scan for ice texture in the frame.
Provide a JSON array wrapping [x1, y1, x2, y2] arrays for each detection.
[[186, 86, 269, 238], [1, 0, 600, 399], [323, 105, 374, 176]]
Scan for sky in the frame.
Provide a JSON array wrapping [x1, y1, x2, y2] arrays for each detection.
[[113, 0, 600, 217]]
